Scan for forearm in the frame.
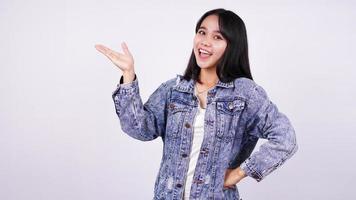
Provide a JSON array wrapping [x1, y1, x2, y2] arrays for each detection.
[[113, 78, 155, 141], [240, 115, 298, 182], [112, 76, 170, 141], [239, 85, 298, 182]]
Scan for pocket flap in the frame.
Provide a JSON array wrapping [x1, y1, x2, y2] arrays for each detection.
[[216, 99, 245, 115]]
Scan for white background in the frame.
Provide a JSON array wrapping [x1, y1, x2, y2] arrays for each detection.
[[1, 0, 355, 199]]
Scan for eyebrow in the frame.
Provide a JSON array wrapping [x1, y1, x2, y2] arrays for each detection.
[[199, 26, 222, 34]]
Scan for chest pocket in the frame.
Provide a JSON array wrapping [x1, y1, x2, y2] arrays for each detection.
[[166, 101, 192, 138], [215, 98, 246, 140], [216, 99, 245, 115]]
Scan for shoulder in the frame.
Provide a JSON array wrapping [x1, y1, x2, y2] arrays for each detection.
[[162, 74, 180, 86], [233, 77, 269, 101], [160, 74, 183, 88], [153, 74, 182, 93], [234, 77, 256, 89]]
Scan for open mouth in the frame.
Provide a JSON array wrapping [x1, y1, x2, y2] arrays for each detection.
[[198, 48, 213, 58]]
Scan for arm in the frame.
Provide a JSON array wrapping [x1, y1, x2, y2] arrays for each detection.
[[95, 42, 172, 141], [239, 84, 298, 182], [112, 74, 172, 141]]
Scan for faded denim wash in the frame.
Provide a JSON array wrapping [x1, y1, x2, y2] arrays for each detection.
[[112, 74, 298, 200]]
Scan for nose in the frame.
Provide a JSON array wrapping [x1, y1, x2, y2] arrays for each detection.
[[201, 39, 211, 47]]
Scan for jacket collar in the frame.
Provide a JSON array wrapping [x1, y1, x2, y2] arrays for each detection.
[[173, 74, 234, 93]]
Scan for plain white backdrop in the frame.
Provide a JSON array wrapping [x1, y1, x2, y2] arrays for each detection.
[[1, 0, 355, 199]]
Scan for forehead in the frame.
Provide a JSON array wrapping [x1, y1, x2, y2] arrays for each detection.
[[199, 15, 220, 32]]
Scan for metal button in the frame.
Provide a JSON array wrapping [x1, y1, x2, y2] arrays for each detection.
[[169, 103, 175, 109], [185, 123, 191, 128], [228, 102, 234, 110]]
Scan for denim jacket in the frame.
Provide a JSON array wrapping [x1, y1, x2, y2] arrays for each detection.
[[112, 74, 298, 200]]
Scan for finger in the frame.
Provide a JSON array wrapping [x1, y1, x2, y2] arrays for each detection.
[[121, 42, 132, 57], [111, 59, 127, 69], [95, 44, 116, 59], [95, 44, 109, 54], [95, 44, 115, 56], [95, 44, 123, 61]]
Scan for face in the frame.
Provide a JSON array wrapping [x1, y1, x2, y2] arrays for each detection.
[[193, 14, 227, 70]]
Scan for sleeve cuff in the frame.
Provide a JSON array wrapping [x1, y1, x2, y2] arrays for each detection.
[[240, 159, 263, 182], [119, 73, 137, 84], [112, 74, 139, 97]]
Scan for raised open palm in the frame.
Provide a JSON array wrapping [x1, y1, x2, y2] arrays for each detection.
[[95, 42, 134, 73]]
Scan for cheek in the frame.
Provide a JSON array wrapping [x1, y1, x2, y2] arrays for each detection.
[[215, 45, 227, 58], [193, 36, 200, 45]]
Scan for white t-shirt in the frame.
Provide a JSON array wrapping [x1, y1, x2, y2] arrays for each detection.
[[183, 105, 206, 199]]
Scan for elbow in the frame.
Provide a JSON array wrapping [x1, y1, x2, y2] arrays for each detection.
[[290, 137, 298, 156], [285, 126, 298, 157], [272, 124, 298, 158], [129, 133, 157, 142], [121, 125, 157, 142]]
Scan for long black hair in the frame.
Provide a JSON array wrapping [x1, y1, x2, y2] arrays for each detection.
[[183, 8, 253, 83]]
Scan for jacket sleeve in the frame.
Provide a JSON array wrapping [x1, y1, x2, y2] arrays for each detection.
[[239, 84, 298, 182], [112, 74, 171, 141]]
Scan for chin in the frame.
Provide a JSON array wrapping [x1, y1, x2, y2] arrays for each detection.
[[197, 63, 215, 69], [194, 53, 216, 69]]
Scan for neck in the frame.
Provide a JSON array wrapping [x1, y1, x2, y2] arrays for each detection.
[[199, 67, 219, 86]]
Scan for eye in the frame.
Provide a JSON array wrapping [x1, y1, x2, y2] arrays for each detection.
[[198, 30, 205, 35], [214, 35, 223, 40]]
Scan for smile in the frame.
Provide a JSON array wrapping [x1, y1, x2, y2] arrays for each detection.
[[198, 48, 213, 58]]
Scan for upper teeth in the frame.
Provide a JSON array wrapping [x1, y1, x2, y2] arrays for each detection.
[[199, 49, 211, 54]]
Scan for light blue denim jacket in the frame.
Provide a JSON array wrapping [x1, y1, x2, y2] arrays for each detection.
[[112, 74, 298, 200]]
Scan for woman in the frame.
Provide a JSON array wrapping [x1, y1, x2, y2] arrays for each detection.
[[95, 8, 298, 200]]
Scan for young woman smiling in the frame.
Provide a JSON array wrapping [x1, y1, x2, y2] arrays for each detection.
[[95, 8, 298, 200]]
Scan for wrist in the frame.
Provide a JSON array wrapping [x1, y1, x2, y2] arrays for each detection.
[[234, 167, 247, 181], [237, 167, 247, 178], [122, 70, 135, 84]]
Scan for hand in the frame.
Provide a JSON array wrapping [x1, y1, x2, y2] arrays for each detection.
[[223, 167, 247, 189], [95, 42, 135, 74]]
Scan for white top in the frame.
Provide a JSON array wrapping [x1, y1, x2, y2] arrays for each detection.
[[183, 105, 206, 199]]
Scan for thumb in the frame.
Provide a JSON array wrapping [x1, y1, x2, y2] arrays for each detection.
[[121, 42, 132, 57]]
